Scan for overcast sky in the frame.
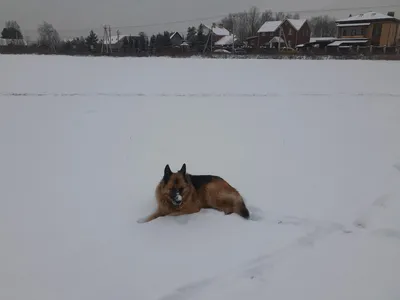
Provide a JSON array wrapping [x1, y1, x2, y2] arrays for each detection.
[[1, 0, 399, 40]]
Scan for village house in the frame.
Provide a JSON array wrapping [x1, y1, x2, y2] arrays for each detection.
[[169, 32, 184, 46], [335, 11, 400, 46], [252, 19, 311, 48]]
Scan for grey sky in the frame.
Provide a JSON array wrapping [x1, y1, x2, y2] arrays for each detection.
[[1, 0, 399, 40]]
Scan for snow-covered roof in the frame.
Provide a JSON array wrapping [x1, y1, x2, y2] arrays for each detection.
[[214, 49, 230, 53], [204, 25, 230, 36], [336, 11, 399, 23], [258, 21, 282, 33], [309, 37, 336, 43], [170, 32, 183, 39], [287, 19, 307, 31], [328, 39, 369, 46], [63, 37, 75, 43], [214, 35, 236, 46], [258, 19, 308, 33], [269, 36, 285, 43], [109, 35, 128, 44], [0, 38, 27, 46], [337, 22, 371, 27]]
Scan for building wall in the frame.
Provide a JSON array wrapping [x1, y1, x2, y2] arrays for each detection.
[[280, 20, 297, 48], [397, 24, 400, 45], [295, 22, 311, 45], [380, 22, 398, 46]]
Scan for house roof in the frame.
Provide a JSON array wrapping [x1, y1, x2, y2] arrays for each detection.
[[257, 19, 308, 33], [214, 35, 237, 46], [336, 11, 399, 23], [337, 22, 371, 27], [269, 36, 285, 43], [204, 25, 230, 36], [0, 38, 27, 46], [170, 32, 183, 39], [257, 21, 282, 33], [309, 37, 336, 43], [109, 35, 128, 44], [287, 19, 307, 30], [327, 39, 369, 46]]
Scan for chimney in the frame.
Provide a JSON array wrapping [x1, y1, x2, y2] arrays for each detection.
[[387, 11, 395, 17]]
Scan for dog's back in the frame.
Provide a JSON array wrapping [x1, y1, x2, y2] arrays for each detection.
[[189, 174, 250, 219]]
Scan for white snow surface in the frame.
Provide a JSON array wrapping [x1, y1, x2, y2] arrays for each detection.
[[1, 55, 400, 300]]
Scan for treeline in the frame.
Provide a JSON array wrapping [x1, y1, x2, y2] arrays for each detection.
[[1, 5, 338, 52]]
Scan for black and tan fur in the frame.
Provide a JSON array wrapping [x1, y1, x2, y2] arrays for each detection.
[[139, 163, 250, 223]]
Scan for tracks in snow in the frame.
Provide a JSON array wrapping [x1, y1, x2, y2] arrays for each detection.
[[1, 92, 400, 98], [159, 185, 400, 300], [158, 212, 352, 300]]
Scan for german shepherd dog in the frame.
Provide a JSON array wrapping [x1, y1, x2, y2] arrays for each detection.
[[138, 163, 250, 223]]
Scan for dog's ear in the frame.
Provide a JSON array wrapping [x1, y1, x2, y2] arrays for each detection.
[[163, 164, 172, 183], [179, 163, 186, 175]]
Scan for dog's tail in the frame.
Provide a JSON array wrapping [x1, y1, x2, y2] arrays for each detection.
[[236, 199, 250, 219]]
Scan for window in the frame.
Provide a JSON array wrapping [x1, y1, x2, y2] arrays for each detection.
[[343, 29, 347, 36], [270, 32, 274, 37], [288, 28, 293, 35]]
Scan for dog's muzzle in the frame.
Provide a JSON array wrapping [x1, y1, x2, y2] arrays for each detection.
[[171, 193, 183, 206]]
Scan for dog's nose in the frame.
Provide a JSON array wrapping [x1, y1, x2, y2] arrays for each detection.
[[174, 194, 182, 203]]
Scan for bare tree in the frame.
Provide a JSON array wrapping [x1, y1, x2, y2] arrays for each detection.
[[5, 21, 21, 31], [221, 12, 248, 41], [221, 13, 235, 32], [292, 13, 300, 19], [235, 12, 249, 41], [309, 15, 337, 37], [37, 21, 60, 49], [260, 10, 274, 23], [274, 12, 286, 21], [247, 6, 261, 37]]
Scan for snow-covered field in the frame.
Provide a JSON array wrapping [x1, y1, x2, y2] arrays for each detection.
[[1, 55, 400, 300]]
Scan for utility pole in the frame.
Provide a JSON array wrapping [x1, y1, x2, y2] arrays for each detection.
[[232, 15, 235, 53], [108, 25, 112, 51], [101, 25, 112, 54]]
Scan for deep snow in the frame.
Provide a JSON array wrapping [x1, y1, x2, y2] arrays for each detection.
[[1, 55, 400, 300]]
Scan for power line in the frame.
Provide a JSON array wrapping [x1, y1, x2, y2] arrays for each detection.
[[23, 3, 400, 35]]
